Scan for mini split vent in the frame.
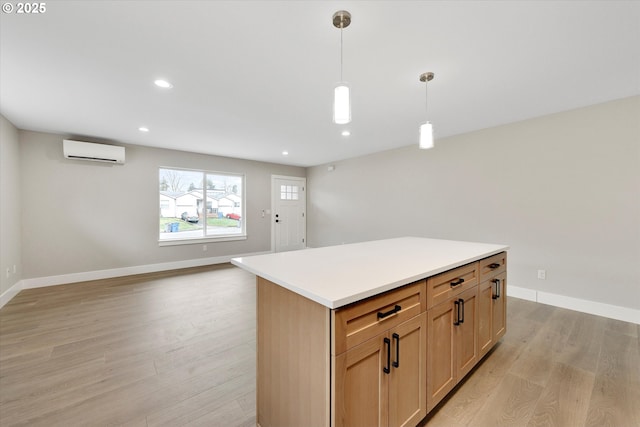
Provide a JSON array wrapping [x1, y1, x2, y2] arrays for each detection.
[[63, 139, 125, 164]]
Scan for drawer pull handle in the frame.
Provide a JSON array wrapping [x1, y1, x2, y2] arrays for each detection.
[[454, 300, 461, 326], [489, 263, 501, 269], [377, 304, 401, 320], [492, 279, 501, 299], [392, 333, 400, 368], [383, 337, 391, 374], [450, 278, 465, 287], [459, 298, 465, 323]]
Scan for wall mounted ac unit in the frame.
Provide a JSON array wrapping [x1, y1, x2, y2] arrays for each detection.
[[63, 139, 125, 164]]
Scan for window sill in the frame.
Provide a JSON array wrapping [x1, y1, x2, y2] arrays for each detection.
[[158, 235, 247, 247]]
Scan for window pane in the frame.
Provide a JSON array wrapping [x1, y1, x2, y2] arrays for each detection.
[[205, 173, 243, 237], [160, 168, 204, 240]]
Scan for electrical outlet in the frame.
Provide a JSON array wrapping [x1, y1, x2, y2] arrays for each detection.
[[202, 244, 208, 252], [537, 269, 546, 280]]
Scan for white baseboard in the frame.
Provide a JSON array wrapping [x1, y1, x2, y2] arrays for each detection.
[[0, 251, 271, 309], [508, 285, 640, 325], [506, 285, 537, 302], [0, 280, 24, 309]]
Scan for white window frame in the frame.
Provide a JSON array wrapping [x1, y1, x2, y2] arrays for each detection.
[[158, 167, 246, 246]]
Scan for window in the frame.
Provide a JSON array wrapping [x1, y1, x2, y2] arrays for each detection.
[[159, 167, 245, 244], [280, 184, 299, 200]]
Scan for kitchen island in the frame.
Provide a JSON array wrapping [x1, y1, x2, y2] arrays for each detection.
[[232, 237, 509, 427]]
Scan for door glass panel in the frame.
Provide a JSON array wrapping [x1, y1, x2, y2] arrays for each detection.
[[280, 185, 299, 200]]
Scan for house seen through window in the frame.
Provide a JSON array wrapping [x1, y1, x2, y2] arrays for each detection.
[[159, 168, 244, 242]]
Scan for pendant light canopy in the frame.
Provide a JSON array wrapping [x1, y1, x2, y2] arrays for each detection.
[[333, 10, 351, 124], [419, 72, 435, 149]]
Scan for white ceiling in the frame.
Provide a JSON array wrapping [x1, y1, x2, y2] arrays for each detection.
[[1, 1, 639, 167]]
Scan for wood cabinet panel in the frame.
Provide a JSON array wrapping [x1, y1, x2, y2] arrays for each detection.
[[427, 263, 478, 309], [478, 279, 495, 357], [257, 277, 330, 427], [455, 287, 479, 380], [492, 272, 507, 340], [479, 252, 507, 283], [334, 336, 388, 427], [388, 314, 427, 427], [427, 286, 480, 411], [426, 299, 456, 411], [334, 313, 427, 427], [334, 281, 426, 355], [478, 255, 507, 358]]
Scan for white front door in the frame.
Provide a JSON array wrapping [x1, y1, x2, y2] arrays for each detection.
[[272, 176, 306, 252]]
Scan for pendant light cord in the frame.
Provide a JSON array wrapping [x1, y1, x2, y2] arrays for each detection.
[[340, 26, 344, 82], [425, 80, 429, 117]]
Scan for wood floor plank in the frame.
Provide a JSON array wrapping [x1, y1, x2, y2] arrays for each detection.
[[438, 342, 523, 424], [467, 373, 543, 427], [555, 311, 604, 373], [146, 371, 255, 426], [527, 362, 595, 427], [584, 330, 640, 427]]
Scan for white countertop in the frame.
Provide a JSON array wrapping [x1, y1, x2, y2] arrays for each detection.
[[231, 237, 509, 309]]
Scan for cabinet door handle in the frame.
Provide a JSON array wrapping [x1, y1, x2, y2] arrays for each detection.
[[392, 333, 400, 368], [454, 300, 461, 326], [450, 278, 465, 287], [489, 263, 501, 269], [492, 279, 500, 299], [377, 304, 401, 320], [383, 337, 391, 374], [459, 298, 465, 324]]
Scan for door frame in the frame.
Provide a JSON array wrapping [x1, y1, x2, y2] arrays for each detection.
[[271, 175, 307, 252]]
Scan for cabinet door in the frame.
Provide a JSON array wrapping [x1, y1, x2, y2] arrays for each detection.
[[335, 335, 389, 427], [492, 272, 507, 341], [478, 280, 494, 358], [426, 301, 455, 411], [455, 287, 479, 380], [388, 314, 427, 427]]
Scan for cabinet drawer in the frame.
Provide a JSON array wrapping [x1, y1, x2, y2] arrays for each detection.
[[479, 252, 507, 282], [333, 280, 426, 355], [427, 263, 478, 309]]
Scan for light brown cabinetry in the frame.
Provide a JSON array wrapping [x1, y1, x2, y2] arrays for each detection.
[[478, 253, 508, 358], [334, 314, 427, 427], [334, 283, 427, 427], [334, 281, 426, 355], [426, 266, 479, 411]]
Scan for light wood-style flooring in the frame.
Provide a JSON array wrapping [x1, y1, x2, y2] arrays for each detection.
[[1, 264, 638, 426]]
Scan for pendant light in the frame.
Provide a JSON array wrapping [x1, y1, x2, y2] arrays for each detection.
[[419, 72, 435, 149], [333, 10, 351, 124]]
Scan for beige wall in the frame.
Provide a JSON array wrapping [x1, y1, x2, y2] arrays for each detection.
[[0, 116, 22, 296], [307, 96, 640, 311], [19, 130, 304, 280]]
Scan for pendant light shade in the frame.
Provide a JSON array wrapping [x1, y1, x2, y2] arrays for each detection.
[[419, 122, 434, 149], [333, 11, 352, 124], [419, 72, 435, 150], [334, 83, 351, 124]]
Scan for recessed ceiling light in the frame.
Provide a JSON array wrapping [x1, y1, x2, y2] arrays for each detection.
[[341, 130, 351, 136], [282, 151, 289, 156], [138, 127, 149, 132], [154, 79, 173, 89]]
